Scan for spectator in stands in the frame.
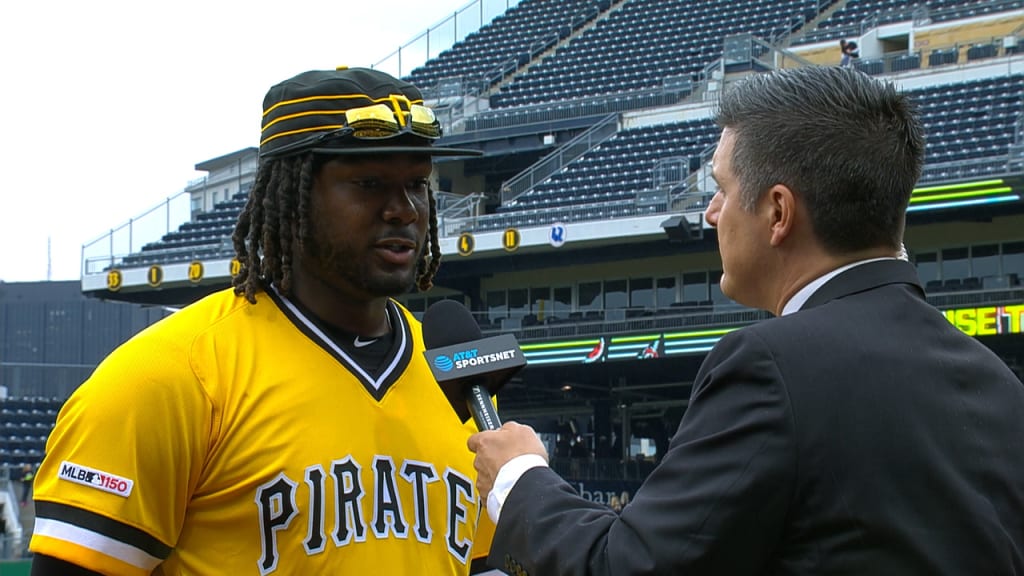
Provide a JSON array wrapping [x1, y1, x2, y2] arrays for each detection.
[[29, 68, 495, 575], [840, 39, 860, 66], [594, 434, 613, 459], [18, 464, 33, 506], [469, 66, 1024, 574], [555, 433, 572, 458], [569, 435, 589, 478]]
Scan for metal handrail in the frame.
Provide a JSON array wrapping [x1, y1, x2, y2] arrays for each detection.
[[370, 0, 523, 78], [500, 113, 620, 205], [80, 190, 192, 277], [437, 191, 486, 220]]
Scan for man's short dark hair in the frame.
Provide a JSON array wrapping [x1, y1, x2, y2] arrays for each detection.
[[714, 66, 924, 254]]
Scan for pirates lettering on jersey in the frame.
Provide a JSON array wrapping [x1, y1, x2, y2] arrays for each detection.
[[330, 457, 366, 547], [400, 460, 439, 543], [303, 465, 327, 555], [255, 455, 478, 574], [444, 467, 476, 564], [372, 456, 409, 539], [256, 473, 299, 576]]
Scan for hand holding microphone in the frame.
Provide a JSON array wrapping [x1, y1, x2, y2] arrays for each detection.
[[422, 300, 526, 431]]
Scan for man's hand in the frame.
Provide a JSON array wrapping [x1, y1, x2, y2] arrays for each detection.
[[468, 421, 548, 499]]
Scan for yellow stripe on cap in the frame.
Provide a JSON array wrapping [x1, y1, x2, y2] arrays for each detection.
[[260, 124, 346, 147], [263, 93, 373, 119], [263, 93, 425, 119], [262, 108, 348, 132]]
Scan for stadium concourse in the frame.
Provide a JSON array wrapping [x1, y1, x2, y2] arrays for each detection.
[[5, 0, 1024, 565]]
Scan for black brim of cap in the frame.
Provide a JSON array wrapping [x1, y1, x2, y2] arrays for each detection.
[[309, 145, 483, 157]]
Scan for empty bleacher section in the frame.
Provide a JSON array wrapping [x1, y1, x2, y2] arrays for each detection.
[[919, 74, 1024, 172], [405, 0, 603, 92], [470, 73, 1022, 228], [119, 189, 248, 268], [795, 0, 1023, 45], [499, 120, 718, 212], [488, 0, 824, 109], [0, 397, 60, 470]]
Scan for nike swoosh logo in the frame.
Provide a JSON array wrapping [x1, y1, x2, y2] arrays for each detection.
[[353, 336, 378, 348]]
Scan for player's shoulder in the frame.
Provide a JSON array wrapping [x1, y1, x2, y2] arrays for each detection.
[[139, 287, 253, 336], [102, 287, 252, 366]]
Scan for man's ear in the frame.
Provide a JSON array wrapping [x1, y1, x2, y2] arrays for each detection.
[[766, 184, 796, 247]]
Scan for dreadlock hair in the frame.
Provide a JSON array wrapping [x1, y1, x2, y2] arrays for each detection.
[[231, 153, 443, 303], [418, 184, 443, 293]]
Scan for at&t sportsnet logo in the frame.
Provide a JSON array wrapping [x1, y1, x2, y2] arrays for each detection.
[[433, 348, 519, 372], [58, 461, 134, 497]]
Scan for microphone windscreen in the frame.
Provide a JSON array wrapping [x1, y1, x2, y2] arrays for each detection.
[[422, 299, 483, 349]]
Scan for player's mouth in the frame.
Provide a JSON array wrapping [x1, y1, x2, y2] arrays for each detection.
[[374, 238, 417, 266]]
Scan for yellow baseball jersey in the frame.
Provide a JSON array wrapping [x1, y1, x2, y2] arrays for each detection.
[[31, 287, 494, 575]]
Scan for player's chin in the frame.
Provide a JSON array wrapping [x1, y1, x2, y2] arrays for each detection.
[[364, 268, 418, 296]]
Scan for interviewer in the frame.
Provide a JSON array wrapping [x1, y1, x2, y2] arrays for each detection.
[[469, 66, 1024, 575]]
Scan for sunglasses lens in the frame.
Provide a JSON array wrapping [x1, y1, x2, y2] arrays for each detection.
[[346, 104, 400, 138], [410, 105, 442, 139]]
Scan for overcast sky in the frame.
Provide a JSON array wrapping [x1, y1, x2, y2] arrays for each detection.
[[0, 0, 494, 282]]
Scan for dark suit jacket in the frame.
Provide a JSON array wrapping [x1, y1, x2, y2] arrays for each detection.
[[490, 260, 1024, 575]]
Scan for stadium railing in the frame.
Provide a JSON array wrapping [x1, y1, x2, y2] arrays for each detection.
[[479, 284, 1024, 344], [371, 0, 525, 79]]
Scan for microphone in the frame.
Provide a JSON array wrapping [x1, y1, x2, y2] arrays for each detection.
[[422, 300, 526, 431]]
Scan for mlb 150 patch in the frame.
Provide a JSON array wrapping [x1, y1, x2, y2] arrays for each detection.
[[57, 461, 134, 497]]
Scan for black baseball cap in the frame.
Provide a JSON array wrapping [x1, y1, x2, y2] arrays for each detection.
[[259, 67, 482, 159]]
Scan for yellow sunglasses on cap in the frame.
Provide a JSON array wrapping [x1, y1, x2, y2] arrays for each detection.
[[264, 102, 443, 158], [345, 103, 442, 139]]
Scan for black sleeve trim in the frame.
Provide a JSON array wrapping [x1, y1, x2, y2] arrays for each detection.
[[34, 500, 173, 559]]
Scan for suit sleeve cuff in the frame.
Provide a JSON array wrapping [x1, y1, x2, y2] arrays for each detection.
[[486, 454, 548, 524]]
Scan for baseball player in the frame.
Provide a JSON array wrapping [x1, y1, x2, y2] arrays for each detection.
[[30, 67, 495, 575]]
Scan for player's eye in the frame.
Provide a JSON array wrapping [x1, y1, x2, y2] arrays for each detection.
[[353, 179, 380, 189]]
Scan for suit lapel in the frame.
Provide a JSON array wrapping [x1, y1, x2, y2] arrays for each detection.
[[801, 259, 925, 311]]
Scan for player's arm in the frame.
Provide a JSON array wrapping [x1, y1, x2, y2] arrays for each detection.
[[29, 333, 212, 574], [31, 553, 103, 576]]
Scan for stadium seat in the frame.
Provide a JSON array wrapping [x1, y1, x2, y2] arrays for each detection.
[[961, 276, 982, 291], [792, 0, 1023, 45], [490, 0, 821, 109]]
